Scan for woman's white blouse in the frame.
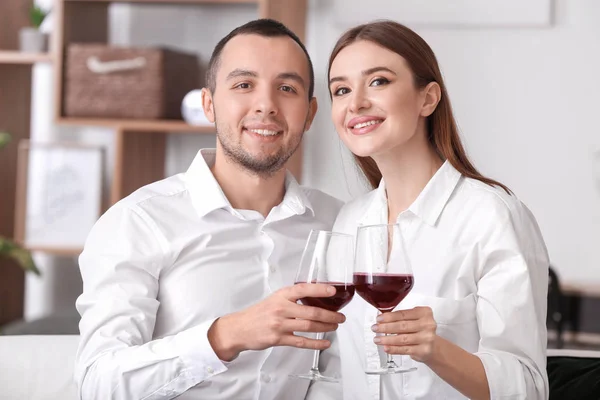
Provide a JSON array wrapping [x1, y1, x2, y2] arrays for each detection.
[[331, 161, 549, 400]]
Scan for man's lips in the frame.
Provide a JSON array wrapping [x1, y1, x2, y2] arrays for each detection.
[[243, 123, 282, 137]]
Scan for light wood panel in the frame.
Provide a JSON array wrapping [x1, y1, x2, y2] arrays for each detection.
[[64, 0, 256, 3], [0, 51, 53, 64], [57, 117, 216, 133]]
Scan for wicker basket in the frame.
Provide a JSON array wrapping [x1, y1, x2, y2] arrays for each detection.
[[64, 44, 200, 119]]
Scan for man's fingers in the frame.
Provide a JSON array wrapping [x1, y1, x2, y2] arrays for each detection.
[[283, 319, 339, 334], [282, 282, 336, 301], [278, 334, 331, 350], [285, 302, 346, 324]]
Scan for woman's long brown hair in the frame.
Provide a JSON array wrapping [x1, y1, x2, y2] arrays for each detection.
[[328, 20, 510, 194]]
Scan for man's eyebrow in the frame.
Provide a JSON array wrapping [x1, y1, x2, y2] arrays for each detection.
[[329, 66, 397, 85], [226, 69, 258, 80], [277, 72, 306, 87]]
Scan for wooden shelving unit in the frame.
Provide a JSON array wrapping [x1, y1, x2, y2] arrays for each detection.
[[0, 51, 53, 65], [53, 0, 308, 204], [56, 117, 215, 133]]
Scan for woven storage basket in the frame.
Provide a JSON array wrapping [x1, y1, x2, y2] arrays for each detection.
[[64, 44, 200, 119]]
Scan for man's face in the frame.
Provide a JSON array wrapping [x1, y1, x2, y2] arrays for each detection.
[[202, 34, 317, 177]]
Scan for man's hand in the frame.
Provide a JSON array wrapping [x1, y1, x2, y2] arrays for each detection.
[[208, 283, 346, 361]]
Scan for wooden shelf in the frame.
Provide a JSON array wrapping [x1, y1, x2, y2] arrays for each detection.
[[0, 51, 53, 65], [63, 0, 257, 4], [24, 246, 83, 257], [56, 117, 216, 133]]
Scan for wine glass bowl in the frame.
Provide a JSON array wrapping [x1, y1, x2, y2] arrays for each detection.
[[290, 230, 355, 383], [353, 223, 417, 375]]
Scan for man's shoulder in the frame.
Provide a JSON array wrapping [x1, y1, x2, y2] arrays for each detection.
[[116, 173, 188, 211]]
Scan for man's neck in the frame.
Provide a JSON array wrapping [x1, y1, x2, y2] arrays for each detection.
[[211, 150, 287, 218]]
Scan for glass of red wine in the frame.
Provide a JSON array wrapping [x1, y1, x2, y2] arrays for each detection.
[[290, 229, 355, 383], [354, 223, 416, 375]]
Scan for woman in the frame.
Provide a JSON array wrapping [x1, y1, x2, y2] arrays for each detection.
[[328, 21, 549, 399]]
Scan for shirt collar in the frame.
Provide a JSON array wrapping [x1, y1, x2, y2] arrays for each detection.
[[185, 148, 314, 218], [359, 160, 462, 227], [281, 171, 315, 217]]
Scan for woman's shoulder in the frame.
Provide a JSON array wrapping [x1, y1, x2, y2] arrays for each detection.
[[458, 176, 524, 216], [457, 177, 542, 236]]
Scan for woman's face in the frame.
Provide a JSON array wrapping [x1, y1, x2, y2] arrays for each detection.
[[329, 40, 430, 159]]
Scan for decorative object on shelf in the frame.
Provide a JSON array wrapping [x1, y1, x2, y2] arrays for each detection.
[[14, 140, 105, 252], [64, 44, 200, 120], [0, 131, 10, 148], [19, 5, 49, 53], [0, 132, 39, 275], [181, 89, 211, 126]]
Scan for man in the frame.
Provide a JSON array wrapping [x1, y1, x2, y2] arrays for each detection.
[[74, 19, 344, 399]]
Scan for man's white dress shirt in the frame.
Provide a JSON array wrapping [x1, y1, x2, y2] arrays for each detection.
[[74, 148, 343, 400], [331, 161, 549, 400]]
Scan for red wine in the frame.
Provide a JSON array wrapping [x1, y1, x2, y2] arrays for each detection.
[[353, 273, 414, 312], [297, 282, 355, 312]]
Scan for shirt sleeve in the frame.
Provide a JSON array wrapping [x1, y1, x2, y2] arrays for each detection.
[[74, 203, 228, 400], [474, 203, 550, 400]]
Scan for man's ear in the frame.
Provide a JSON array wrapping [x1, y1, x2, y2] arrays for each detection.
[[303, 97, 319, 131], [420, 82, 441, 117], [201, 88, 216, 123]]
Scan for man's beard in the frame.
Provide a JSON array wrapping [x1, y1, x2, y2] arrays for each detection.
[[215, 118, 303, 178]]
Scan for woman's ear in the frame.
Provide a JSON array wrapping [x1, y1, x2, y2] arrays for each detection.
[[420, 82, 442, 117]]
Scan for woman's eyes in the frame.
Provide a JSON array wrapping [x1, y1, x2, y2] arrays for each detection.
[[333, 87, 350, 96], [370, 77, 390, 87], [332, 77, 391, 96]]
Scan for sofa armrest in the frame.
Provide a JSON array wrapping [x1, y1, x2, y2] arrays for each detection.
[[0, 335, 79, 400]]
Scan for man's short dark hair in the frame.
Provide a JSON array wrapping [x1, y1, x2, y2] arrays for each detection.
[[206, 18, 315, 99]]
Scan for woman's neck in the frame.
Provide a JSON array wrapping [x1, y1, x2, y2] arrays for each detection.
[[373, 131, 443, 224]]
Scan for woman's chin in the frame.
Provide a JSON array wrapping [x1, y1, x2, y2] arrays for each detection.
[[347, 145, 382, 159]]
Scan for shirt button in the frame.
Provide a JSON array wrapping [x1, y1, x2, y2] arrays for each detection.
[[206, 366, 214, 374], [261, 373, 271, 383], [270, 265, 277, 273]]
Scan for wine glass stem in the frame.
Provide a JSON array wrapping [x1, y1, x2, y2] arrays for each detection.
[[384, 333, 398, 369], [310, 332, 325, 373]]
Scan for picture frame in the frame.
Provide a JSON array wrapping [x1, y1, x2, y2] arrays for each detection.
[[332, 0, 553, 29], [14, 140, 105, 254]]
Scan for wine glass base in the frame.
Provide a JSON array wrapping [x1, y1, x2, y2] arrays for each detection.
[[289, 372, 339, 383], [365, 366, 417, 375]]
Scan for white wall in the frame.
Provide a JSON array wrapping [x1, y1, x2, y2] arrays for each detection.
[[26, 0, 600, 319]]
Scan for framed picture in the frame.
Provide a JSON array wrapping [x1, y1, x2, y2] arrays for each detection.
[[14, 140, 105, 254], [332, 0, 553, 28]]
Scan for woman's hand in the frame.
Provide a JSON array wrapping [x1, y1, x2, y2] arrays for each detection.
[[372, 306, 438, 363]]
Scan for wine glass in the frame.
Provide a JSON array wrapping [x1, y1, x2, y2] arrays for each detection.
[[289, 229, 355, 383], [354, 223, 417, 375]]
